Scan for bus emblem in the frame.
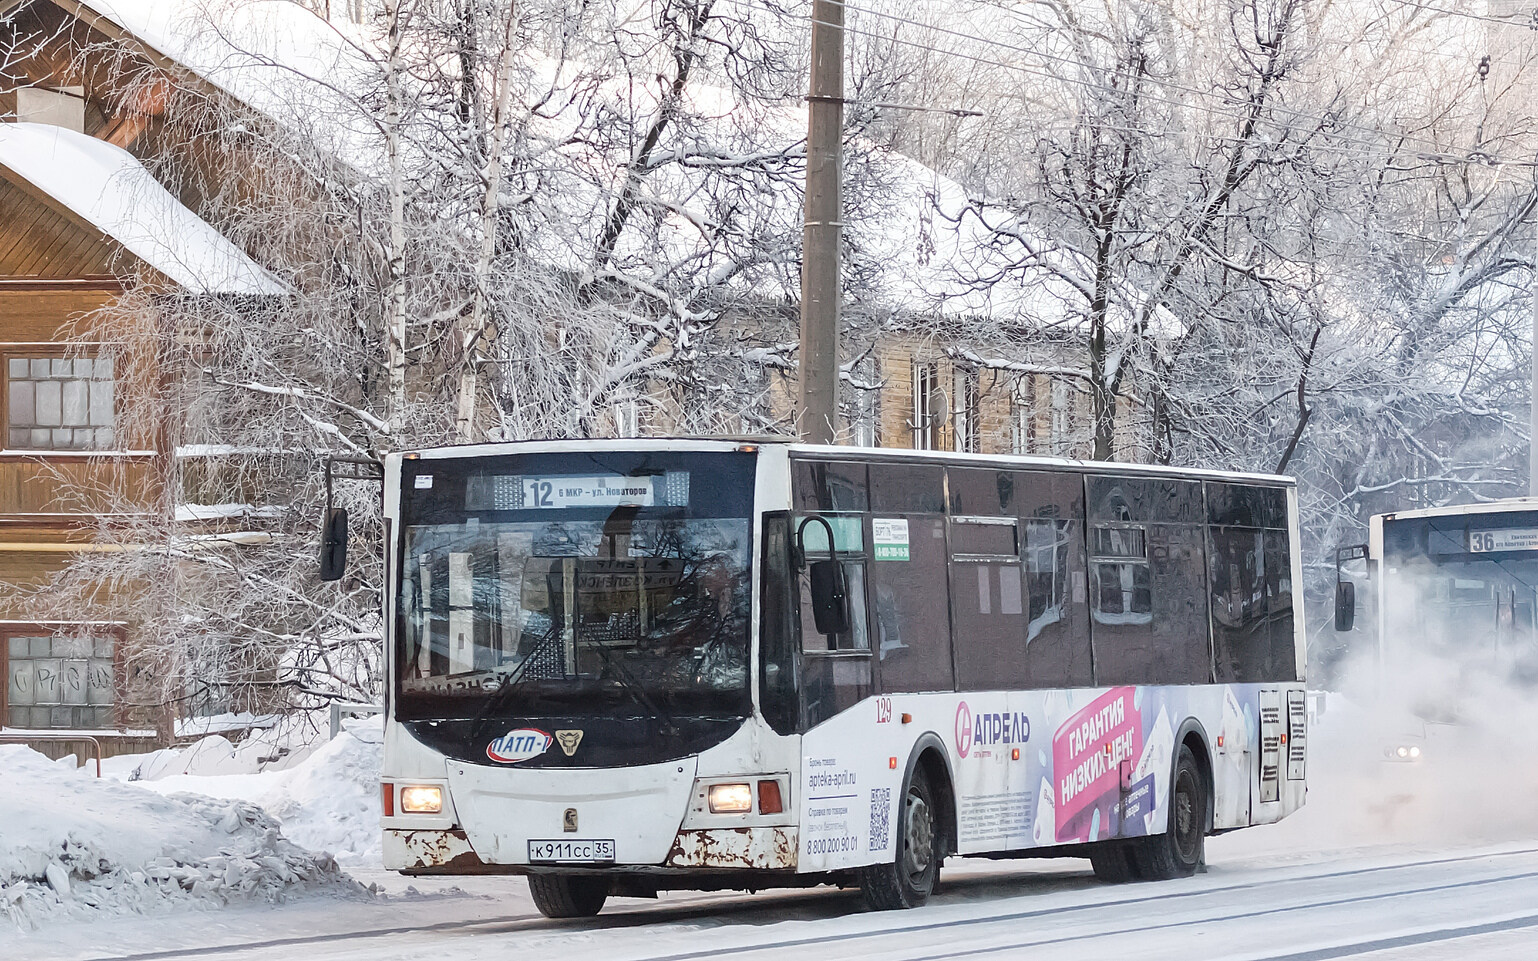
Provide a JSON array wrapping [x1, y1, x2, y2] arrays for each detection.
[[955, 701, 973, 758], [486, 728, 553, 763], [556, 730, 585, 756]]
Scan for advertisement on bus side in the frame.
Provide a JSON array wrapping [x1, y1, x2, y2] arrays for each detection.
[[798, 683, 1286, 872]]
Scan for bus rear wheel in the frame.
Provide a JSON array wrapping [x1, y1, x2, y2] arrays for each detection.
[[1128, 744, 1206, 881], [527, 873, 609, 918], [859, 768, 939, 910]]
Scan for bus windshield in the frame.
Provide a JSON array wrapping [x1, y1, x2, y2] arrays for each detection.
[[1387, 554, 1538, 659], [395, 451, 755, 722]]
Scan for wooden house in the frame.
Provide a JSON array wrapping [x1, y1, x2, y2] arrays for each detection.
[[1, 0, 282, 751]]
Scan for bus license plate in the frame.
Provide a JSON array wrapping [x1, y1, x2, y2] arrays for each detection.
[[527, 839, 616, 863]]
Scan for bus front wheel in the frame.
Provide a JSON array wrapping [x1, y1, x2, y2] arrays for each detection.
[[859, 768, 939, 910], [1129, 744, 1206, 881], [527, 873, 609, 918]]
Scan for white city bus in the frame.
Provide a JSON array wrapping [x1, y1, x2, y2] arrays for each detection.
[[1334, 499, 1538, 737], [347, 439, 1307, 917]]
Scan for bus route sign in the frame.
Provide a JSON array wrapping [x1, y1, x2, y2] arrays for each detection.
[[1468, 528, 1538, 553]]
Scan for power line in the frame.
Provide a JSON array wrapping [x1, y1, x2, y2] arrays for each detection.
[[1380, 0, 1537, 28], [737, 0, 1538, 168], [813, 0, 1538, 167]]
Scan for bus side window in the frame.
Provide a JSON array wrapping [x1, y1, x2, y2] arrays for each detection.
[[1209, 526, 1267, 682], [869, 514, 955, 693], [1209, 484, 1297, 683], [949, 515, 1026, 691], [1265, 528, 1300, 681], [793, 513, 869, 654], [1087, 476, 1209, 686]]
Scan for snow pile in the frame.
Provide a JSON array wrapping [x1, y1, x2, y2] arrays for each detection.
[[0, 746, 365, 931], [134, 719, 384, 865]]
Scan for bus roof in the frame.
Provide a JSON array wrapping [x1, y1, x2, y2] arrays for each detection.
[[396, 437, 1295, 487], [1373, 497, 1538, 524]]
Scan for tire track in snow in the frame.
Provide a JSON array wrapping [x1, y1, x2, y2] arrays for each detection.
[[75, 845, 1538, 961], [869, 870, 1538, 961]]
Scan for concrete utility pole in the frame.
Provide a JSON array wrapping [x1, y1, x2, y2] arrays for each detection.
[[799, 0, 844, 445]]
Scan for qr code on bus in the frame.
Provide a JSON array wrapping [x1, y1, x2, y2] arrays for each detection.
[[868, 787, 892, 851]]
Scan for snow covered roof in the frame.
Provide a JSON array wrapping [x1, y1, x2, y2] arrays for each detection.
[[0, 123, 285, 295], [53, 1, 1179, 332], [69, 0, 383, 173]]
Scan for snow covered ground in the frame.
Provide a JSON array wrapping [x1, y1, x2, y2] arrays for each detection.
[[8, 695, 1538, 959]]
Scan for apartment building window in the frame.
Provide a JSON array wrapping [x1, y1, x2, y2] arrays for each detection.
[[911, 361, 940, 450], [1011, 374, 1035, 454], [848, 355, 881, 447], [612, 397, 639, 438], [851, 389, 879, 447], [4, 630, 118, 730], [1049, 378, 1074, 457], [6, 356, 116, 451], [953, 367, 979, 453]]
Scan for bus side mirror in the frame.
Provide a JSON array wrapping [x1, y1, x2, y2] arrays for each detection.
[[808, 559, 851, 637], [1335, 581, 1355, 632], [320, 507, 349, 582]]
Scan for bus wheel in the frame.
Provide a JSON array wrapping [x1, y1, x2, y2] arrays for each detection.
[[859, 768, 939, 910], [527, 873, 609, 918], [1130, 744, 1206, 881], [1088, 842, 1140, 883]]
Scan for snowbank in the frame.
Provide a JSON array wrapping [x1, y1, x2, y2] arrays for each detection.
[[129, 720, 384, 866], [1, 746, 365, 931]]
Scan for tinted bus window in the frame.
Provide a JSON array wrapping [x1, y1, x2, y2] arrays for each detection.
[[1265, 529, 1298, 681], [1087, 468, 1212, 685], [869, 514, 955, 693], [949, 467, 1018, 514], [1088, 476, 1203, 524], [1210, 526, 1269, 682], [949, 515, 1025, 691], [1206, 483, 1287, 529], [951, 470, 1093, 691], [1014, 472, 1094, 687], [792, 460, 869, 512], [801, 655, 871, 729], [870, 462, 945, 514]]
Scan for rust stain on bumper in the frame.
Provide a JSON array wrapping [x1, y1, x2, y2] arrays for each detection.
[[388, 829, 504, 873], [666, 827, 797, 869]]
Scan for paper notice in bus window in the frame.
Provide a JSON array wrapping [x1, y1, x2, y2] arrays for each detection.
[[873, 518, 910, 561]]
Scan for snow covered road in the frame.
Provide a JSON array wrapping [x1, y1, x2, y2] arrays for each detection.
[[22, 841, 1538, 961]]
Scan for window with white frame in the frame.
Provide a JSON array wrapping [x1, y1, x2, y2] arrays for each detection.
[[911, 361, 940, 450], [7, 357, 115, 451], [612, 397, 639, 438], [1011, 374, 1035, 454], [5, 631, 117, 729], [953, 367, 979, 453], [1049, 378, 1073, 457], [849, 356, 880, 447]]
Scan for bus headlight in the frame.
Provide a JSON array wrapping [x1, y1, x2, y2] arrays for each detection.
[[707, 783, 753, 814], [400, 785, 443, 814]]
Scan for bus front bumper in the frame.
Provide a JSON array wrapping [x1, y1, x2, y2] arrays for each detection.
[[383, 756, 799, 873], [386, 825, 799, 873]]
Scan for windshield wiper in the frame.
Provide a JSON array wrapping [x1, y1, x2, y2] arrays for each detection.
[[467, 624, 565, 742], [585, 639, 679, 737]]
